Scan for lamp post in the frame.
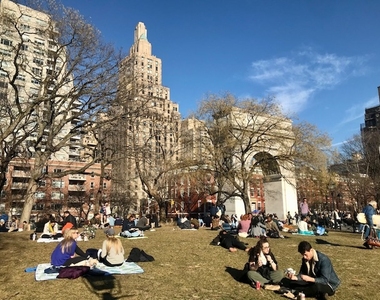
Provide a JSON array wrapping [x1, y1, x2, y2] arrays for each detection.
[[328, 181, 336, 211]]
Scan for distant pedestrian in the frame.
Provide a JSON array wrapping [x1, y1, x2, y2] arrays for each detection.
[[300, 198, 310, 217]]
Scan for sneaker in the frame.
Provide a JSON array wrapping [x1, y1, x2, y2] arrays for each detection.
[[363, 241, 370, 249], [282, 291, 297, 299], [263, 284, 281, 291]]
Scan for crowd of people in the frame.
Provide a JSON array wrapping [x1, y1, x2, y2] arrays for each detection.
[[3, 196, 380, 299]]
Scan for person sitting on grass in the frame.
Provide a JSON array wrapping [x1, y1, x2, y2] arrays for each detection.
[[237, 214, 251, 238], [218, 230, 250, 252], [245, 237, 284, 290], [41, 217, 63, 239], [51, 228, 97, 267], [279, 241, 340, 300], [120, 214, 142, 237], [211, 215, 222, 230], [98, 228, 125, 267], [297, 215, 314, 235], [136, 214, 150, 231], [265, 215, 283, 238], [90, 213, 102, 228], [0, 219, 8, 232], [8, 216, 18, 232]]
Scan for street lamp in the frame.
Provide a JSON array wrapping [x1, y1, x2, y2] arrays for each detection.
[[328, 181, 336, 211]]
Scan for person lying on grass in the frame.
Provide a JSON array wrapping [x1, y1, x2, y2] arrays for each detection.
[[218, 230, 250, 252]]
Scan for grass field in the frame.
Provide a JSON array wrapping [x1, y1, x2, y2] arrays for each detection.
[[0, 225, 374, 300]]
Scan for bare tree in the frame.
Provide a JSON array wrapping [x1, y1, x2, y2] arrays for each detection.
[[194, 93, 296, 213], [333, 133, 379, 210], [0, 1, 121, 223], [292, 121, 332, 208]]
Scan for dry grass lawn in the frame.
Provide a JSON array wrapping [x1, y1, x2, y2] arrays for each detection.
[[0, 224, 375, 300]]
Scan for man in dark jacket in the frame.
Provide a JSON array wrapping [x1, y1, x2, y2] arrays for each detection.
[[62, 210, 77, 228], [281, 241, 340, 300]]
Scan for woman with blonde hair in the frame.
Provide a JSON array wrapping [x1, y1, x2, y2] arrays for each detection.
[[99, 228, 125, 266], [363, 200, 378, 248], [51, 228, 94, 267]]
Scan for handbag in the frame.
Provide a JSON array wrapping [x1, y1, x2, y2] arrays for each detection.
[[366, 228, 380, 248]]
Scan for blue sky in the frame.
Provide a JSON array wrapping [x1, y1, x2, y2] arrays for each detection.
[[61, 0, 380, 147]]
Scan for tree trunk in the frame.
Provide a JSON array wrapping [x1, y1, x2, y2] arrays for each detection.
[[19, 175, 39, 224], [242, 195, 251, 215]]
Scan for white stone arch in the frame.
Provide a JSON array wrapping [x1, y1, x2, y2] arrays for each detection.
[[252, 152, 297, 220]]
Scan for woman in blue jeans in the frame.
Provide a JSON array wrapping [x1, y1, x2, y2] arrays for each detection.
[[363, 200, 377, 248]]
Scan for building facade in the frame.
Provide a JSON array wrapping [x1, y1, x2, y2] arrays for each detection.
[[0, 0, 111, 219], [110, 22, 181, 212]]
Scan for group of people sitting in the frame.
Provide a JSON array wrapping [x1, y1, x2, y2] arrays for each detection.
[[119, 213, 153, 237], [242, 237, 340, 300], [236, 213, 284, 239], [51, 227, 125, 268]]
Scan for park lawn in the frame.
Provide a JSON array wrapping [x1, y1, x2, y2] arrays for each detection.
[[0, 225, 374, 300]]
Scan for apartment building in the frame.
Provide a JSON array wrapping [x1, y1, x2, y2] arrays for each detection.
[[1, 158, 111, 218], [0, 0, 111, 217]]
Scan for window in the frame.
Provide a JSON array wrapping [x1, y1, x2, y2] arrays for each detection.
[[20, 24, 30, 31], [16, 74, 25, 81], [35, 192, 45, 199], [0, 81, 7, 89], [35, 39, 45, 46], [51, 203, 62, 210], [52, 180, 64, 188], [31, 78, 40, 85], [103, 182, 107, 189], [38, 180, 46, 187], [90, 182, 94, 188], [0, 48, 11, 57], [33, 57, 44, 66], [0, 39, 12, 46], [32, 67, 42, 76], [54, 169, 62, 173], [51, 192, 63, 200], [32, 203, 44, 210]]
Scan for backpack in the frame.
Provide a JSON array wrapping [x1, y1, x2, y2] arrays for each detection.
[[126, 247, 155, 262]]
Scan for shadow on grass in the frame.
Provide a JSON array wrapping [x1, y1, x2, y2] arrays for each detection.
[[315, 237, 369, 250], [83, 275, 137, 299], [225, 266, 248, 283], [315, 238, 341, 246]]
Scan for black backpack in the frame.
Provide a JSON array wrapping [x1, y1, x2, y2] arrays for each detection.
[[126, 247, 155, 262]]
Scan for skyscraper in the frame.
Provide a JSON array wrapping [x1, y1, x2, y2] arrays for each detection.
[[111, 22, 181, 211]]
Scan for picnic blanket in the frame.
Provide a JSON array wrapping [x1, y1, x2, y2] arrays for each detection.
[[119, 236, 147, 240], [35, 261, 144, 281], [37, 237, 64, 243]]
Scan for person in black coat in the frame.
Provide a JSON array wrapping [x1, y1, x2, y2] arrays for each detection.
[[62, 210, 77, 228], [218, 230, 250, 252]]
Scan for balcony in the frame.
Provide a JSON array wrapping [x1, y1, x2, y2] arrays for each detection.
[[69, 174, 86, 181], [11, 182, 29, 189], [12, 170, 31, 178], [68, 184, 85, 191]]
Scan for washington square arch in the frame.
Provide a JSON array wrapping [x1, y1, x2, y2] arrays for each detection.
[[211, 105, 299, 220]]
